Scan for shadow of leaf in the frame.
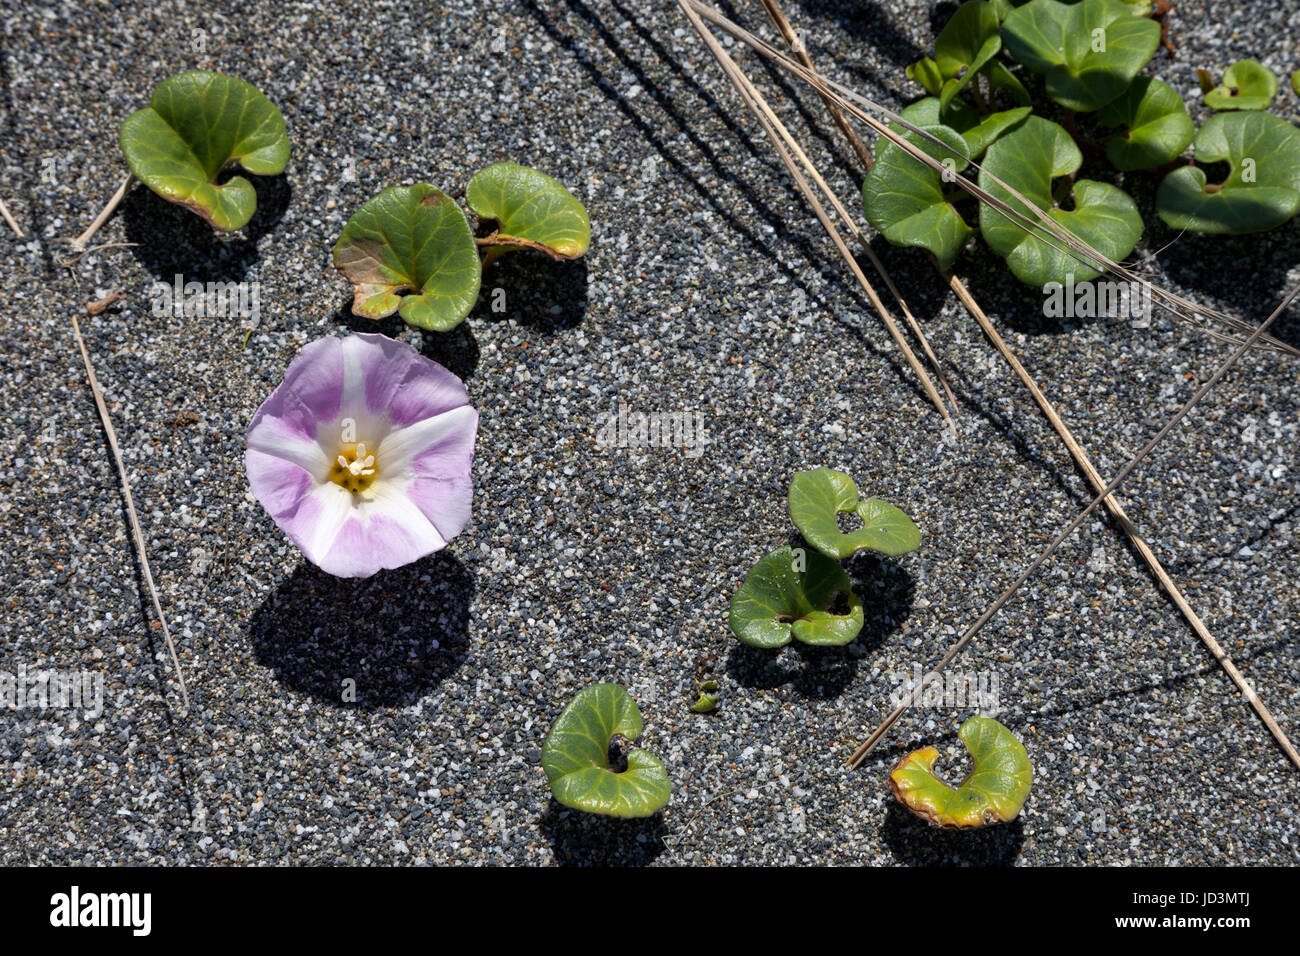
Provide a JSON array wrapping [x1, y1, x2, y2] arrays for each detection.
[[122, 172, 291, 283], [882, 800, 1026, 866], [538, 797, 667, 866]]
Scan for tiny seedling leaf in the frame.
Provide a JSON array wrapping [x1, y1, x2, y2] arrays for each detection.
[[332, 183, 482, 331], [119, 71, 289, 231], [1205, 59, 1279, 111], [788, 467, 921, 559], [1002, 0, 1160, 111], [933, 1, 1002, 112], [862, 121, 974, 272], [465, 162, 591, 260], [690, 680, 721, 714], [729, 546, 864, 648], [907, 57, 946, 97], [1097, 77, 1194, 170], [979, 115, 1142, 285], [890, 715, 1033, 828], [541, 683, 671, 818], [1156, 112, 1300, 234]]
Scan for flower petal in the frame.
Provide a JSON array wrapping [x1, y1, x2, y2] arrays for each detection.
[[379, 405, 479, 478], [257, 335, 343, 442], [344, 331, 472, 428]]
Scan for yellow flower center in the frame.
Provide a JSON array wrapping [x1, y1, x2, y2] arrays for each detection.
[[328, 442, 378, 495]]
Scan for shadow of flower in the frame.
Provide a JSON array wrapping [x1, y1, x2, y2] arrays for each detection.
[[249, 551, 472, 708]]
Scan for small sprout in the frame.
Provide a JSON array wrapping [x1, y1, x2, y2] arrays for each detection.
[[690, 679, 721, 714], [729, 545, 863, 648], [1001, 0, 1160, 112], [1204, 60, 1279, 112], [1097, 76, 1194, 171], [788, 467, 921, 560], [979, 115, 1142, 286], [1156, 112, 1300, 234], [465, 162, 591, 262], [119, 71, 290, 230], [1292, 69, 1300, 97], [332, 183, 482, 331], [906, 57, 945, 97], [890, 715, 1033, 828], [541, 683, 670, 818], [931, 0, 1002, 113]]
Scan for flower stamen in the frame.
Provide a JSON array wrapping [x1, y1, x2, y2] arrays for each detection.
[[329, 441, 379, 495]]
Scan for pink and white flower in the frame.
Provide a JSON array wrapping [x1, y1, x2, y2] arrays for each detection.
[[245, 332, 477, 578]]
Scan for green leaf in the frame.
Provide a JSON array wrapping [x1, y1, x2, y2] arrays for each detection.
[[541, 683, 671, 818], [1156, 112, 1300, 234], [690, 680, 721, 714], [788, 467, 922, 559], [907, 57, 945, 97], [1204, 59, 1279, 111], [933, 2, 1002, 112], [862, 122, 974, 271], [902, 97, 1031, 159], [465, 162, 590, 260], [332, 183, 482, 331], [1292, 69, 1300, 97], [889, 716, 1033, 828], [979, 115, 1142, 285], [983, 59, 1033, 108], [119, 71, 289, 231], [729, 547, 864, 648], [1098, 77, 1194, 170], [990, 0, 1030, 20], [1002, 0, 1160, 111]]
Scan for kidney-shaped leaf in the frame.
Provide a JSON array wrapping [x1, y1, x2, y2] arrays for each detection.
[[934, 1, 1002, 112], [1205, 59, 1278, 111], [789, 467, 921, 559], [729, 546, 864, 648], [119, 71, 289, 231], [542, 683, 671, 818], [863, 122, 974, 271], [979, 115, 1142, 285], [1002, 0, 1160, 111], [1098, 77, 1194, 170], [332, 183, 482, 331], [1156, 112, 1300, 234], [889, 715, 1033, 828], [466, 162, 590, 260]]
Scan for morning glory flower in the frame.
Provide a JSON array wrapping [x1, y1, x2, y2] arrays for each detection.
[[245, 332, 478, 578]]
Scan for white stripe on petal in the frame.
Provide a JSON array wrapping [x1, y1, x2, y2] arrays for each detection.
[[303, 482, 356, 563], [339, 333, 369, 420], [377, 406, 477, 477], [364, 479, 448, 553], [246, 422, 331, 478]]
